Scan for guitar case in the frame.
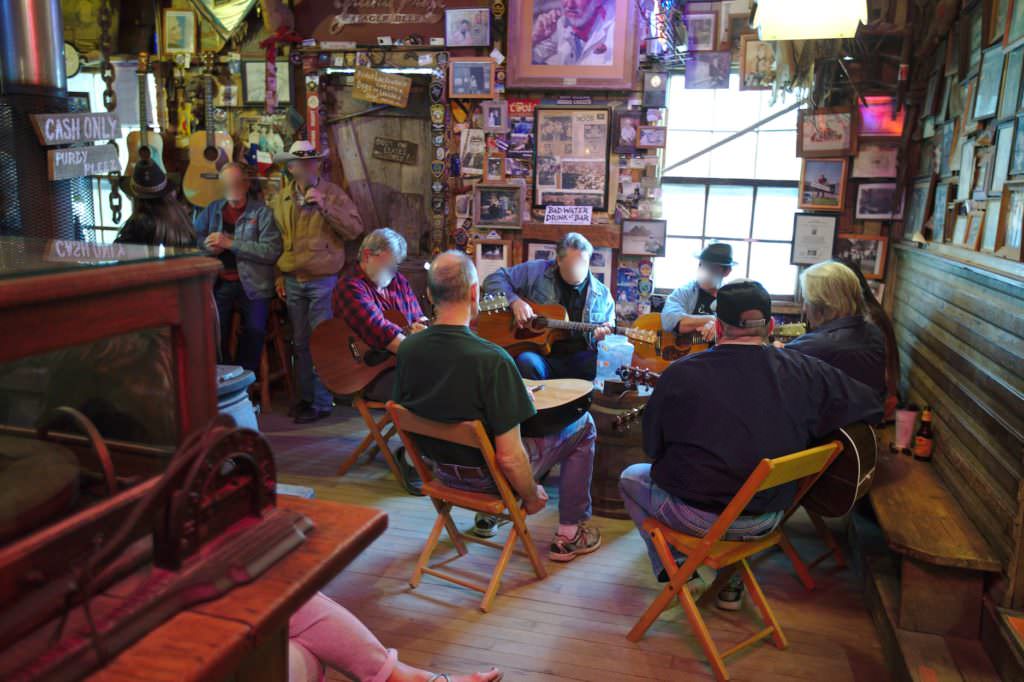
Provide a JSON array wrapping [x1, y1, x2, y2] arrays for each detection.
[[803, 422, 878, 518]]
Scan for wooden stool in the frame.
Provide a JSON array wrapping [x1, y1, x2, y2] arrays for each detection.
[[228, 301, 295, 413]]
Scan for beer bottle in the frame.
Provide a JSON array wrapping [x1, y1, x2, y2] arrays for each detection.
[[913, 407, 934, 461]]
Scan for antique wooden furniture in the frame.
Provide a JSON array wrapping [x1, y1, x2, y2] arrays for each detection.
[[589, 384, 649, 520], [385, 401, 547, 612], [626, 442, 841, 682]]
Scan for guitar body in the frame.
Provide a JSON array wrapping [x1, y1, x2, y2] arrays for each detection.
[[803, 422, 878, 518], [632, 313, 711, 362], [521, 378, 594, 437], [183, 130, 233, 208], [474, 301, 572, 356], [125, 130, 165, 177], [310, 310, 410, 396]]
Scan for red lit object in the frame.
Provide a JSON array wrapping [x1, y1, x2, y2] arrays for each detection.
[[859, 95, 905, 137]]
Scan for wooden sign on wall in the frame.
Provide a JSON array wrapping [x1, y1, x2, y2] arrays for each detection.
[[296, 0, 445, 44], [372, 137, 418, 164], [352, 67, 412, 108], [47, 145, 121, 180], [30, 112, 120, 146]]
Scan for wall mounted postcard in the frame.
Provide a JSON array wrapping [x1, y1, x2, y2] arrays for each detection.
[[858, 95, 906, 137], [834, 234, 887, 280], [445, 8, 491, 47], [851, 143, 899, 178], [685, 13, 717, 51], [799, 158, 848, 212], [473, 183, 525, 230], [636, 126, 667, 149], [855, 182, 904, 220], [474, 240, 511, 282], [449, 58, 497, 99], [991, 120, 1015, 194], [613, 110, 642, 154], [798, 108, 857, 158], [507, 0, 641, 90], [621, 219, 668, 257], [999, 44, 1024, 119], [684, 52, 732, 89], [533, 107, 610, 209], [739, 35, 776, 91], [481, 100, 509, 133], [973, 45, 1005, 120], [790, 213, 838, 265]]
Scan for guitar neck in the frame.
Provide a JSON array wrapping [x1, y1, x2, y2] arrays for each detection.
[[543, 318, 629, 336], [137, 73, 148, 142], [204, 76, 214, 147]]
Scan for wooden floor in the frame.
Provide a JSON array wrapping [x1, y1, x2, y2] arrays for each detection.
[[262, 403, 891, 682]]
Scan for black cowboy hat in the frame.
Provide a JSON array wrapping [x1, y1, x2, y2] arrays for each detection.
[[696, 242, 738, 266], [120, 159, 174, 199]]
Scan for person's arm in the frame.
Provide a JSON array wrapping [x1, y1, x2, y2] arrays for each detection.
[[661, 283, 701, 333], [588, 285, 616, 346], [334, 278, 405, 351], [193, 205, 213, 247], [231, 206, 282, 265], [803, 353, 884, 435], [494, 426, 545, 510], [320, 184, 365, 241]]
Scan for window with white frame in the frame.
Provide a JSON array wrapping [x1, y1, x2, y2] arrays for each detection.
[[656, 74, 802, 297]]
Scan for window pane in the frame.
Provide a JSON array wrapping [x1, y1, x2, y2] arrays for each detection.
[[705, 185, 753, 239], [663, 184, 706, 236], [708, 133, 757, 179], [752, 187, 799, 240], [758, 93, 800, 129], [755, 131, 801, 180], [667, 78, 714, 130], [710, 239, 750, 283], [749, 242, 798, 296], [711, 76, 754, 131], [654, 237, 702, 291], [664, 130, 712, 177]]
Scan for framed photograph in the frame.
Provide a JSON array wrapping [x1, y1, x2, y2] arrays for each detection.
[[472, 183, 525, 229], [684, 52, 732, 89], [455, 192, 472, 218], [621, 219, 668, 257], [474, 240, 511, 282], [931, 181, 955, 242], [484, 152, 506, 182], [791, 213, 838, 265], [445, 8, 491, 47], [242, 61, 292, 105], [868, 281, 886, 305], [740, 35, 776, 91], [952, 213, 970, 244], [974, 45, 1005, 120], [957, 137, 977, 201], [993, 0, 1011, 45], [589, 247, 615, 286], [855, 182, 904, 220], [965, 210, 985, 249], [834, 234, 887, 280], [533, 107, 610, 209], [508, 0, 641, 90], [982, 197, 1006, 251], [969, 5, 985, 74], [798, 108, 857, 158], [904, 178, 936, 239], [975, 147, 996, 197], [526, 241, 558, 262], [918, 136, 937, 178], [799, 158, 848, 212], [858, 95, 906, 138], [939, 122, 956, 177], [728, 13, 754, 51], [851, 143, 899, 178], [1008, 0, 1024, 47], [997, 180, 1024, 259], [999, 44, 1024, 119], [637, 126, 667, 149], [992, 120, 1015, 194], [643, 71, 668, 108], [686, 13, 717, 51], [481, 100, 509, 133], [613, 110, 642, 154], [449, 58, 496, 100], [162, 9, 197, 55], [1011, 114, 1024, 175]]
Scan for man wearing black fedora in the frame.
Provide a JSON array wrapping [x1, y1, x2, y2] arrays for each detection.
[[661, 243, 737, 341]]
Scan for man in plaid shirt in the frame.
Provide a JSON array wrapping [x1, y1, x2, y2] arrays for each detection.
[[332, 228, 429, 402]]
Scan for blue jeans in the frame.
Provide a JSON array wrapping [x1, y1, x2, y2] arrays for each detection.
[[432, 413, 596, 525], [213, 279, 270, 372], [619, 463, 782, 577], [284, 274, 336, 411], [516, 349, 597, 381]]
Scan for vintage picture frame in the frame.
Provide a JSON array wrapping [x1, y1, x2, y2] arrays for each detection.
[[637, 126, 668, 149], [991, 120, 1015, 194], [728, 13, 754, 51], [474, 240, 512, 282], [904, 178, 936, 239], [834, 234, 888, 280], [964, 210, 985, 250], [982, 197, 1006, 251], [481, 100, 509, 133], [855, 182, 904, 220], [448, 58, 497, 100], [791, 213, 838, 266], [621, 219, 668, 257], [999, 44, 1024, 119], [931, 181, 955, 242], [162, 9, 197, 55], [997, 180, 1024, 259], [1011, 114, 1024, 174], [613, 110, 643, 154], [472, 183, 525, 230], [242, 61, 292, 105], [445, 8, 491, 47], [1008, 0, 1024, 47], [798, 108, 857, 158], [686, 13, 718, 51], [799, 158, 849, 212], [484, 151, 506, 182], [588, 246, 615, 287], [533, 107, 610, 210], [526, 241, 558, 262], [858, 95, 906, 138], [852, 143, 899, 177], [739, 34, 776, 91], [507, 0, 640, 90], [974, 45, 1005, 120], [684, 52, 732, 89]]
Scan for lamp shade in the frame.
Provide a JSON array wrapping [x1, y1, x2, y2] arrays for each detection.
[[755, 0, 867, 41]]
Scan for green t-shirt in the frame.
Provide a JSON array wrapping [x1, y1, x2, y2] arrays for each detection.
[[393, 324, 537, 466]]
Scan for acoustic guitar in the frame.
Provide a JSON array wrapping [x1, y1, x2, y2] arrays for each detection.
[[632, 313, 711, 363], [616, 365, 878, 517], [125, 52, 165, 177], [474, 293, 657, 356], [183, 53, 234, 208], [521, 378, 594, 437]]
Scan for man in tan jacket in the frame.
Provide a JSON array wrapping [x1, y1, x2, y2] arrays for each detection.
[[271, 141, 365, 423]]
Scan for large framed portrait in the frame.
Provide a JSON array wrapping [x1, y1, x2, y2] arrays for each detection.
[[621, 219, 668, 257], [508, 0, 641, 90], [798, 158, 848, 212], [797, 108, 857, 158], [533, 107, 610, 210], [473, 183, 526, 229], [834, 234, 888, 280]]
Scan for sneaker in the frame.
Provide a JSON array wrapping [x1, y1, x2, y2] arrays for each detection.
[[716, 574, 744, 611], [471, 513, 500, 538], [548, 522, 601, 562], [294, 404, 333, 424]]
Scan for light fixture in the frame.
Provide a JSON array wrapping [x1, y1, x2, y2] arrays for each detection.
[[754, 0, 867, 41]]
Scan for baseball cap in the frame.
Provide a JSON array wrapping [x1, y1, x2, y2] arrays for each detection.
[[713, 279, 771, 328]]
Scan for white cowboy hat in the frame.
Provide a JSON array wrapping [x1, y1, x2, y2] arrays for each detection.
[[273, 140, 326, 164]]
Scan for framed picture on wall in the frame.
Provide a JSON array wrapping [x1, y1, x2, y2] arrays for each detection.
[[637, 126, 668, 149], [728, 13, 754, 51], [904, 178, 936, 240], [472, 183, 525, 229], [1011, 114, 1024, 175], [834, 234, 887, 280], [533, 107, 610, 209], [932, 181, 955, 242], [613, 110, 643, 154], [999, 44, 1024, 119], [685, 13, 718, 51], [740, 34, 776, 90], [449, 58, 497, 99], [973, 45, 1005, 119], [982, 197, 1005, 251], [855, 182, 904, 220], [992, 0, 1011, 45], [526, 241, 558, 262], [998, 181, 1024, 259], [991, 120, 1015, 194], [1007, 0, 1024, 47], [621, 219, 668, 257], [964, 210, 985, 249], [481, 100, 509, 133], [798, 108, 857, 158], [858, 95, 906, 138], [798, 158, 848, 211], [790, 213, 838, 265], [507, 0, 641, 90], [242, 61, 292, 105], [445, 8, 491, 47], [684, 52, 732, 89], [474, 240, 511, 282], [162, 9, 197, 55], [588, 247, 615, 286], [852, 143, 899, 177], [484, 152, 506, 182]]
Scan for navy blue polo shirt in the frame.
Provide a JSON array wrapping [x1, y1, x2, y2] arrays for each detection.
[[785, 316, 886, 399], [642, 343, 883, 515]]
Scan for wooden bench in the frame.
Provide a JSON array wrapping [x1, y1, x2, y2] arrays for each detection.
[[869, 454, 1001, 639]]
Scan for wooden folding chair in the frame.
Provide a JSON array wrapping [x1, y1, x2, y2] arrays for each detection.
[[332, 393, 404, 482], [627, 441, 842, 682], [385, 401, 548, 612]]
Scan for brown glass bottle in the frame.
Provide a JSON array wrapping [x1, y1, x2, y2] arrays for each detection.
[[913, 407, 934, 461]]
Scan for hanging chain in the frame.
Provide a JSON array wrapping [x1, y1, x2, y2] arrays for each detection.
[[99, 0, 122, 224]]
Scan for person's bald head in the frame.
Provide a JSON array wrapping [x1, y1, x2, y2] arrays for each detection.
[[428, 250, 479, 311]]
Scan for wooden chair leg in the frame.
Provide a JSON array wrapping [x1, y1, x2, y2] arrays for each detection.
[[270, 308, 295, 404], [807, 510, 846, 568], [354, 399, 403, 485], [738, 558, 788, 650], [411, 505, 449, 589], [432, 498, 468, 556], [510, 509, 547, 580], [675, 567, 729, 682], [259, 346, 272, 413], [480, 527, 519, 612], [628, 527, 698, 643], [779, 532, 816, 591], [337, 431, 374, 476]]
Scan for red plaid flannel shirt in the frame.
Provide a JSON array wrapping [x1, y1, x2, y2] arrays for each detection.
[[332, 269, 424, 349]]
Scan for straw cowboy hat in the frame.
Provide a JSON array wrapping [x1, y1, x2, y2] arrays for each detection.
[[273, 140, 326, 164]]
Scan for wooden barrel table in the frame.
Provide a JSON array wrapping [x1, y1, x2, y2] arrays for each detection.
[[589, 388, 651, 519]]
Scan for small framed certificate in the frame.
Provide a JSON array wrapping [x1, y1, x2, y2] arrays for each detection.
[[790, 213, 837, 265]]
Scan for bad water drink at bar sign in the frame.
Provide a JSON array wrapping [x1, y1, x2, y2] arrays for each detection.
[[544, 205, 593, 225], [352, 67, 411, 108], [47, 145, 120, 180]]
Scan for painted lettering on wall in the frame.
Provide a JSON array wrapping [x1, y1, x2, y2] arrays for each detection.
[[328, 0, 444, 33]]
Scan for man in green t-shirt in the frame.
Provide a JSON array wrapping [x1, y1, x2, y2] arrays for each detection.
[[394, 251, 602, 562]]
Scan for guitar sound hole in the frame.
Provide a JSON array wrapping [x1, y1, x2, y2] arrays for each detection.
[[138, 146, 151, 160], [203, 146, 219, 162]]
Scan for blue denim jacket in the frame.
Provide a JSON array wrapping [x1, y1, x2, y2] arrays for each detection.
[[482, 259, 615, 347], [194, 199, 282, 300]]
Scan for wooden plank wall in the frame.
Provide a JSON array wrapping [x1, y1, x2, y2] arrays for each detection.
[[890, 245, 1024, 588]]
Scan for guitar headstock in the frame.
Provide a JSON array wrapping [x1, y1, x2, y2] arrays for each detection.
[[137, 52, 150, 74], [201, 52, 215, 73], [480, 292, 509, 314], [616, 365, 661, 388], [774, 322, 807, 343], [625, 326, 658, 346]]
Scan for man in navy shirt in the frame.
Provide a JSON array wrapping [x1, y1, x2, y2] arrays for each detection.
[[783, 260, 887, 400], [619, 280, 882, 610]]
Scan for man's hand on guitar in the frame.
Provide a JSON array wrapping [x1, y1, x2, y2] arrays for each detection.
[[204, 232, 233, 253], [700, 320, 716, 342], [510, 298, 535, 327], [593, 324, 613, 342], [523, 484, 549, 515]]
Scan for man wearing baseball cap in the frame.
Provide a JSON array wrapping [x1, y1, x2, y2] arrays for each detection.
[[660, 243, 737, 341], [619, 279, 882, 610]]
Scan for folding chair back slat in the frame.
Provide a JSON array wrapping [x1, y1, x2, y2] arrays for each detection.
[[386, 405, 485, 450], [757, 442, 842, 493]]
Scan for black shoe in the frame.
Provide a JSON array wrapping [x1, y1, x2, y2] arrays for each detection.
[[294, 404, 333, 424], [288, 400, 311, 418], [393, 446, 424, 496]]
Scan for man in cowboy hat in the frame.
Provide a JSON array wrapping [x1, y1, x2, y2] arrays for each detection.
[[270, 140, 365, 424], [661, 243, 738, 341]]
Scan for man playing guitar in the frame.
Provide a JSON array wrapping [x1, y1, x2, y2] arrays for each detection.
[[483, 232, 614, 381], [660, 243, 737, 342]]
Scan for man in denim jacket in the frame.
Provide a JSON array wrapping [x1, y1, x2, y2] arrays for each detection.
[[195, 163, 282, 372], [483, 232, 614, 380]]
